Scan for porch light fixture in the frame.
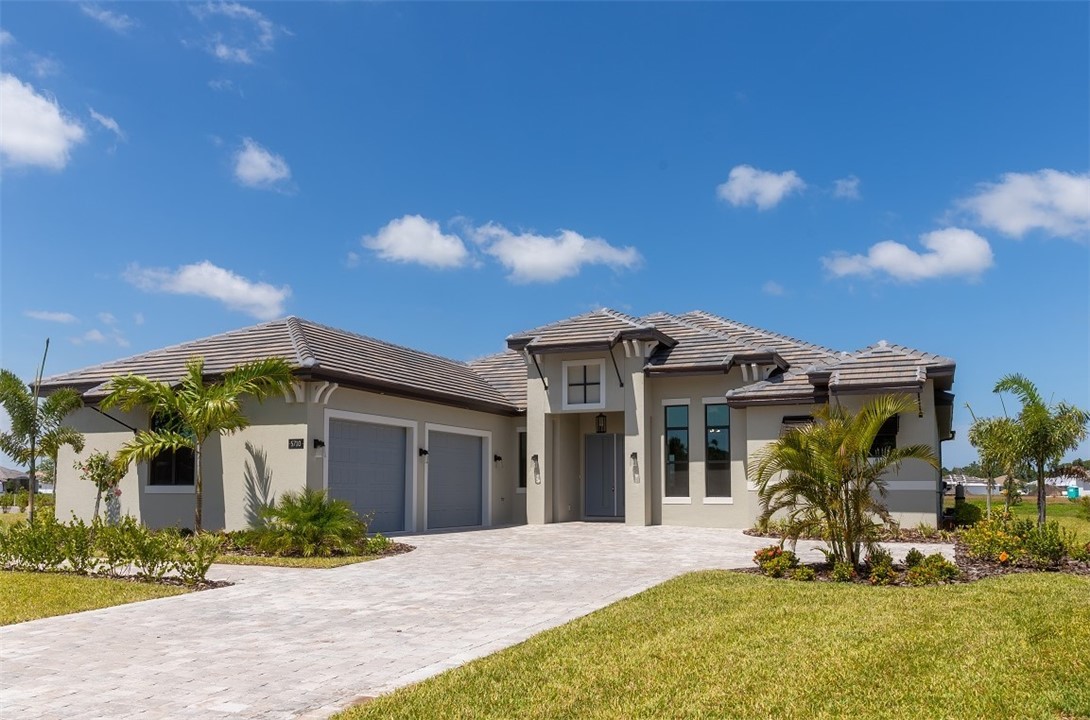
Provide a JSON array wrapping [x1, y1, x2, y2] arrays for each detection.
[[419, 448, 429, 457], [595, 413, 607, 434], [313, 438, 326, 460], [493, 454, 502, 463]]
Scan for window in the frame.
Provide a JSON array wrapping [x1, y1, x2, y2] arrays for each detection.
[[780, 415, 814, 437], [869, 416, 899, 457], [518, 431, 527, 490], [705, 404, 730, 498], [665, 404, 689, 497], [562, 360, 605, 409], [149, 412, 194, 486]]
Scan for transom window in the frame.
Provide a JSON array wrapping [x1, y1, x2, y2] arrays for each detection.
[[149, 411, 194, 486], [562, 360, 605, 409], [705, 404, 730, 498], [518, 431, 527, 490], [869, 416, 899, 457], [665, 404, 690, 498]]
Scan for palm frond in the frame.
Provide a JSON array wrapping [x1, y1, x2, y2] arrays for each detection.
[[220, 357, 295, 402], [40, 387, 83, 420], [115, 430, 195, 468]]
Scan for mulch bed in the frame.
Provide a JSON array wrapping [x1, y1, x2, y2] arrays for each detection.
[[743, 528, 954, 544], [218, 541, 415, 561]]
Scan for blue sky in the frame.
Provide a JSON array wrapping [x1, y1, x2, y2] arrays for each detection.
[[1, 2, 1088, 469]]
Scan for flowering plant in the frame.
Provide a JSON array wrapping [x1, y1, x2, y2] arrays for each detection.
[[75, 451, 126, 492]]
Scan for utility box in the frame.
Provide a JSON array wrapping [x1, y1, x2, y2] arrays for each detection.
[[1068, 486, 1080, 500]]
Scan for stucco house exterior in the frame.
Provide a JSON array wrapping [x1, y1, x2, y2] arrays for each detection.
[[42, 309, 956, 533]]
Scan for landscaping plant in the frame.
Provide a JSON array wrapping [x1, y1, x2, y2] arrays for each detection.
[[905, 553, 960, 585], [75, 451, 126, 525], [257, 488, 367, 557]]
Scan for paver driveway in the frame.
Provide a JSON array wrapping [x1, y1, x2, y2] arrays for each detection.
[[1, 523, 951, 719]]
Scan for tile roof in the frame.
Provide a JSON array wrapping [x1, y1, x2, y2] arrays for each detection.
[[640, 312, 783, 372], [467, 350, 528, 410], [678, 310, 840, 369], [506, 309, 670, 352]]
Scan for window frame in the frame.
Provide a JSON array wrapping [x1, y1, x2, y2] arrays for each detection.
[[145, 411, 196, 493], [561, 359, 606, 411], [662, 399, 691, 502], [516, 428, 527, 493], [869, 415, 900, 458], [703, 400, 731, 501]]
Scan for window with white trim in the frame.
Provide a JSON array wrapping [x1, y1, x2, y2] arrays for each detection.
[[562, 360, 605, 409], [705, 404, 730, 498], [148, 411, 194, 486], [665, 404, 690, 497]]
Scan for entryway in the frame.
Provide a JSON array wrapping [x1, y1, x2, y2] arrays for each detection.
[[584, 433, 624, 519]]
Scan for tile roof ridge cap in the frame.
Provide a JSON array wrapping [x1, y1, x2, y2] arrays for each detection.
[[505, 309, 606, 340], [466, 348, 522, 365], [598, 307, 650, 329], [285, 316, 319, 368], [39, 318, 292, 384], [646, 311, 767, 351], [849, 341, 953, 364], [685, 310, 841, 355], [296, 318, 474, 369]]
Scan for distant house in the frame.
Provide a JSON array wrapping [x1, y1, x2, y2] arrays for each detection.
[[40, 310, 956, 532], [0, 466, 30, 493]]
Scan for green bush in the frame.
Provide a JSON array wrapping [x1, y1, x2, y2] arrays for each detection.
[[753, 545, 799, 577], [96, 516, 138, 576], [1021, 522, 1075, 567], [866, 548, 897, 586], [7, 513, 66, 571], [904, 548, 925, 568], [906, 554, 960, 585], [256, 488, 366, 557], [62, 516, 98, 574], [831, 561, 856, 582], [16, 490, 28, 511], [950, 502, 983, 527], [1073, 496, 1090, 522], [360, 533, 392, 554], [130, 524, 177, 581], [174, 532, 224, 586], [960, 513, 1023, 562], [790, 566, 816, 581], [1071, 542, 1090, 563]]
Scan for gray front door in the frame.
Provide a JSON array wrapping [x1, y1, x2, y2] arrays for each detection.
[[585, 433, 624, 518], [328, 419, 407, 533], [427, 431, 484, 529]]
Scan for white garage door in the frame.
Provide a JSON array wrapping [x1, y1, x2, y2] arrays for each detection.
[[427, 431, 484, 529], [328, 419, 407, 533]]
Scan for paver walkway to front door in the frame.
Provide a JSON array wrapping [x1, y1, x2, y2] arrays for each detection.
[[0, 523, 952, 719]]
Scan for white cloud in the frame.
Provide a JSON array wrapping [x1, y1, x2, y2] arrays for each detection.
[[79, 3, 137, 34], [133, 312, 144, 325], [29, 54, 61, 78], [0, 73, 86, 169], [123, 260, 290, 320], [233, 138, 291, 189], [959, 169, 1090, 240], [25, 310, 78, 323], [0, 30, 14, 46], [345, 251, 360, 268], [89, 108, 125, 141], [833, 175, 861, 200], [717, 165, 805, 210], [190, 2, 284, 65], [98, 312, 117, 325], [474, 223, 642, 283], [823, 227, 994, 282], [362, 215, 469, 269], [208, 78, 237, 93], [762, 281, 785, 296], [74, 329, 107, 344]]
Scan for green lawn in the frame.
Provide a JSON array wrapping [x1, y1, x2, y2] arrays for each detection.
[[952, 496, 1090, 543], [0, 571, 187, 625], [214, 553, 379, 568], [338, 571, 1090, 720]]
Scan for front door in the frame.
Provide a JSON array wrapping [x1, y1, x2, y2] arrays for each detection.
[[584, 433, 624, 518]]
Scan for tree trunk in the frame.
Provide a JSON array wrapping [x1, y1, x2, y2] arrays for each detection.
[[194, 441, 203, 533], [27, 438, 36, 524], [1037, 459, 1046, 528], [986, 475, 993, 514], [93, 488, 102, 524]]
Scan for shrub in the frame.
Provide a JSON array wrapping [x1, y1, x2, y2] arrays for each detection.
[[904, 548, 925, 568], [174, 532, 224, 586], [906, 554, 960, 585], [96, 516, 139, 576], [960, 514, 1023, 562], [950, 502, 983, 527], [7, 513, 66, 571], [0, 493, 12, 513], [129, 524, 177, 581], [257, 488, 366, 557], [791, 566, 816, 581], [1070, 542, 1090, 563], [753, 545, 798, 577], [1074, 496, 1090, 522], [360, 533, 392, 554], [16, 490, 28, 511], [831, 561, 856, 582], [61, 516, 98, 574], [1021, 522, 1075, 567], [867, 548, 897, 585]]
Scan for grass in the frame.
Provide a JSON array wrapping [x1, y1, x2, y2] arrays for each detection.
[[337, 571, 1090, 720], [950, 496, 1090, 543], [0, 512, 26, 527], [0, 571, 186, 626], [213, 553, 379, 568]]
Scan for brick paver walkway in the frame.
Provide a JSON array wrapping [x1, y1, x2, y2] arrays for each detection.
[[0, 523, 951, 719]]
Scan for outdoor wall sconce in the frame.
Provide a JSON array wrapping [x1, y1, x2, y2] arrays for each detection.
[[313, 438, 326, 460], [531, 453, 542, 484], [531, 454, 539, 462], [595, 413, 607, 434], [493, 454, 502, 463], [630, 451, 640, 484], [418, 448, 429, 457]]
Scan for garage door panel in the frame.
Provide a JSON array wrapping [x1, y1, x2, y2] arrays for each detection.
[[328, 419, 407, 533], [427, 431, 483, 529]]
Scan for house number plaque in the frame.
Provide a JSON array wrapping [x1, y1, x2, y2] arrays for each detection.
[[288, 438, 305, 449]]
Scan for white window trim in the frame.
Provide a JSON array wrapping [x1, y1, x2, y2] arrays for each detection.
[[702, 399, 732, 501], [324, 408, 418, 533], [145, 484, 194, 495], [701, 396, 726, 405], [561, 359, 606, 411], [703, 497, 734, 505], [423, 422, 493, 531], [516, 426, 527, 494], [661, 398, 691, 406], [660, 409, 692, 501], [663, 497, 692, 505]]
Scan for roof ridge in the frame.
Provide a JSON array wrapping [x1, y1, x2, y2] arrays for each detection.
[[296, 318, 474, 369], [598, 307, 650, 329], [685, 310, 841, 356], [644, 311, 766, 351], [285, 316, 319, 368], [506, 308, 612, 340], [847, 340, 955, 364], [39, 318, 292, 384]]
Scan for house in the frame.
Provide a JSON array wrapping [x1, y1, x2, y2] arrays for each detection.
[[42, 310, 956, 532]]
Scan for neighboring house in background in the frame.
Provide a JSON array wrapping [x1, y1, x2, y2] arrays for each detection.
[[1, 466, 30, 493], [40, 310, 956, 532]]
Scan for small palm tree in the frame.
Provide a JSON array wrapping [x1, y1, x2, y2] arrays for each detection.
[[0, 369, 84, 523], [966, 410, 1020, 513], [101, 356, 295, 532], [751, 395, 938, 567], [258, 488, 365, 557], [993, 374, 1090, 527]]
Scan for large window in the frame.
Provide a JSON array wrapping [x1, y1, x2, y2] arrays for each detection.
[[518, 431, 527, 490], [869, 416, 899, 457], [665, 404, 689, 498], [149, 412, 194, 486], [705, 404, 730, 498], [563, 361, 604, 409]]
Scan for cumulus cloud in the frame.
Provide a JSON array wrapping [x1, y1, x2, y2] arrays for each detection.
[[823, 227, 994, 282], [89, 107, 125, 141], [0, 73, 86, 169], [123, 260, 290, 320], [25, 310, 78, 323], [474, 223, 642, 283], [959, 169, 1090, 240], [133, 312, 145, 325], [98, 312, 117, 325], [833, 175, 861, 200], [362, 215, 469, 269], [762, 281, 785, 296], [73, 329, 107, 344], [0, 30, 13, 46], [80, 3, 138, 34], [190, 2, 284, 65], [233, 138, 290, 189], [717, 165, 805, 210]]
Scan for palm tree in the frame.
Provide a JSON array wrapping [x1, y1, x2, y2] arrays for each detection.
[[101, 356, 295, 532], [751, 394, 938, 567], [966, 409, 1019, 513], [0, 369, 84, 523], [993, 374, 1090, 527]]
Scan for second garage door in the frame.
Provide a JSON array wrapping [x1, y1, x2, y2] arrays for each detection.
[[427, 431, 484, 529], [328, 419, 407, 534]]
